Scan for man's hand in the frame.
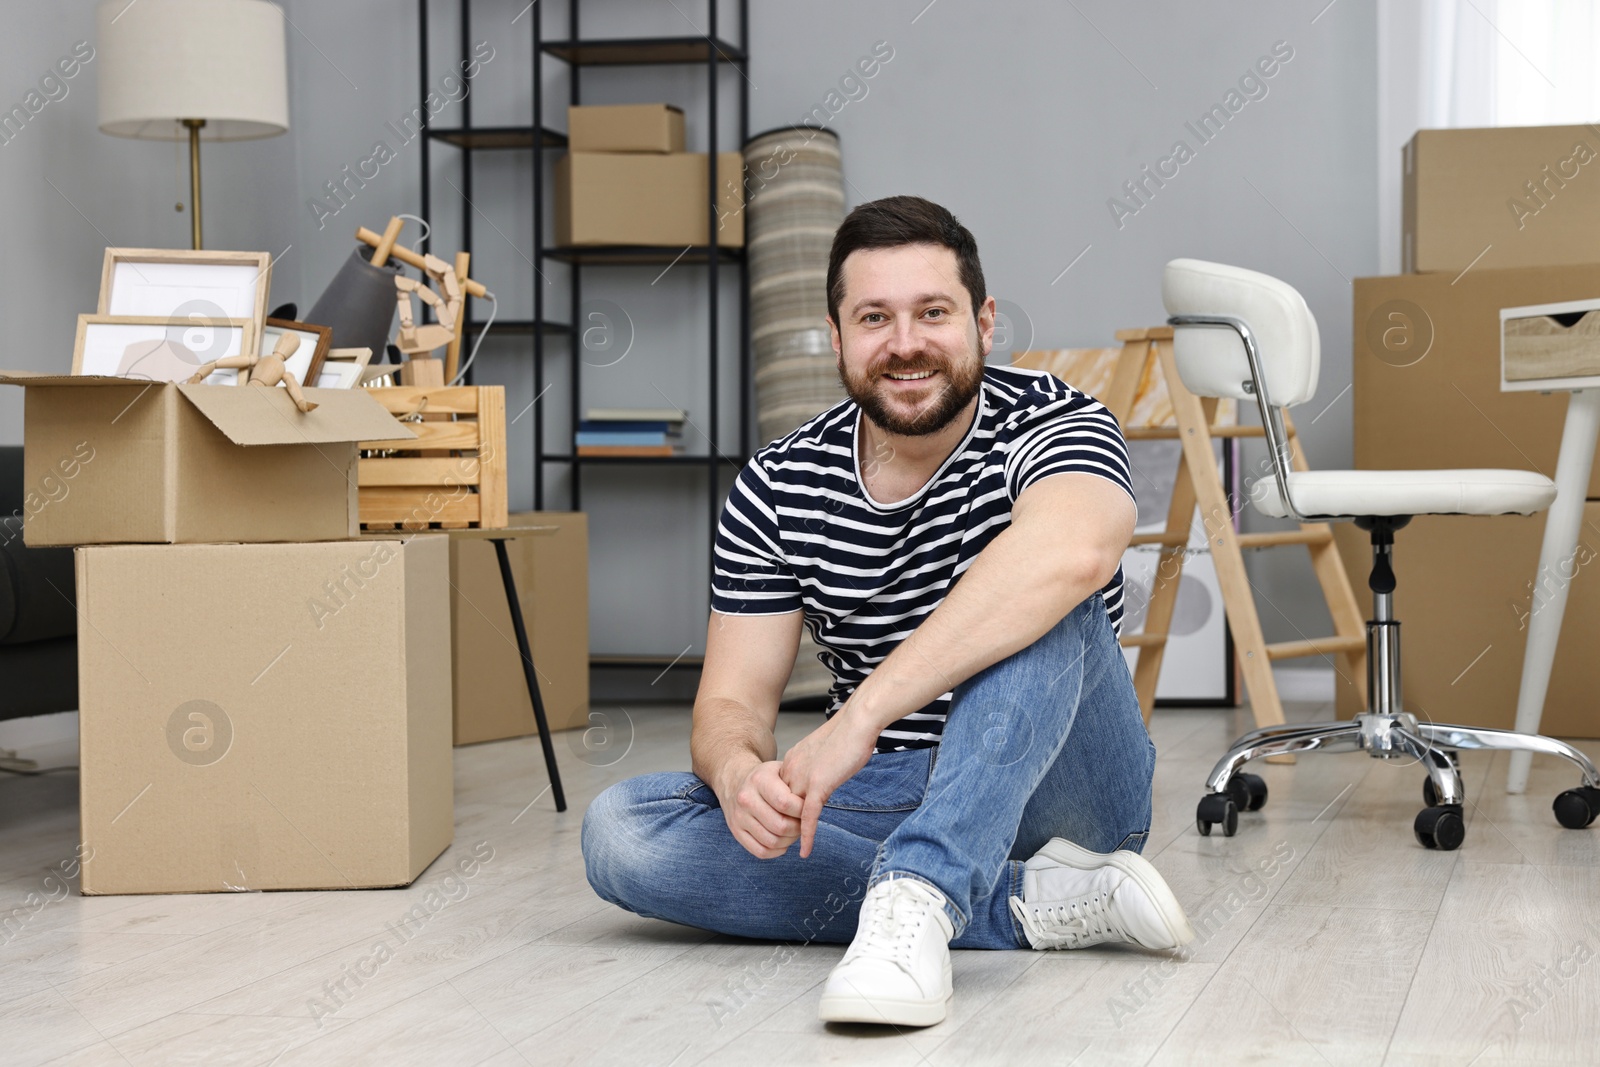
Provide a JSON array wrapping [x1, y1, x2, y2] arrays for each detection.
[[779, 710, 879, 858], [716, 758, 805, 860]]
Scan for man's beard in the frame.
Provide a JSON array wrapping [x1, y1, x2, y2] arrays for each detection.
[[839, 344, 985, 437]]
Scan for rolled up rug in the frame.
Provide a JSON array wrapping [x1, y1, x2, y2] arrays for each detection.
[[743, 124, 848, 706]]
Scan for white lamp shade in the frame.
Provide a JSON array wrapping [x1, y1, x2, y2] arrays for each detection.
[[97, 0, 289, 140]]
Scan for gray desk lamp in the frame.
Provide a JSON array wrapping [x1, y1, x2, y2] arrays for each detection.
[[96, 0, 289, 249]]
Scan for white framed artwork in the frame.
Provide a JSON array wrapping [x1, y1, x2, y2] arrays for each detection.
[[72, 314, 253, 385], [97, 248, 272, 327]]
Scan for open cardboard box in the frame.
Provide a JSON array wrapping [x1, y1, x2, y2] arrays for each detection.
[[0, 372, 415, 546], [76, 536, 453, 895]]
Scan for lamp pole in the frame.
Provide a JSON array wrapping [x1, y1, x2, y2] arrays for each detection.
[[182, 118, 205, 250]]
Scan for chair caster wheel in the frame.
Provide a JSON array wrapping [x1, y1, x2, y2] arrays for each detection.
[[1552, 786, 1600, 829], [1226, 772, 1268, 812], [1197, 793, 1238, 837], [1422, 776, 1462, 808], [1414, 805, 1464, 850]]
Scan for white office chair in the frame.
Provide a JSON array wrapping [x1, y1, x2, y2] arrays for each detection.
[[1162, 258, 1600, 850]]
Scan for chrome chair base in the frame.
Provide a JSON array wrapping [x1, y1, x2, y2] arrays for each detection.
[[1196, 523, 1600, 850], [1197, 711, 1600, 849]]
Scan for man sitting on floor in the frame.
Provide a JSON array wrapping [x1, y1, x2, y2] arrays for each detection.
[[582, 194, 1195, 1027]]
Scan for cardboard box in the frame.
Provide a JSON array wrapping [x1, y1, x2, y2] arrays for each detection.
[[1403, 125, 1600, 273], [449, 512, 589, 745], [76, 537, 453, 895], [555, 151, 745, 247], [568, 104, 685, 153], [1331, 509, 1600, 739], [1353, 265, 1600, 500], [0, 373, 413, 547]]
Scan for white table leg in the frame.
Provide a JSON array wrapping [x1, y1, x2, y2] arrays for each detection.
[[1508, 389, 1600, 793]]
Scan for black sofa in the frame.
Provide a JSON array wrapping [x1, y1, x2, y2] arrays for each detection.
[[0, 446, 77, 721]]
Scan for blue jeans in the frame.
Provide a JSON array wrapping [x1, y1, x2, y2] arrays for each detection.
[[581, 592, 1156, 949]]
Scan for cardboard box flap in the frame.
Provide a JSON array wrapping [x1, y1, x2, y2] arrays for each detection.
[[0, 370, 150, 388], [176, 384, 418, 446]]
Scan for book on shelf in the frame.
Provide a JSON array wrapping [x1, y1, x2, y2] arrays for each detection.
[[576, 444, 681, 457], [577, 419, 680, 434], [584, 406, 687, 424], [575, 430, 681, 447]]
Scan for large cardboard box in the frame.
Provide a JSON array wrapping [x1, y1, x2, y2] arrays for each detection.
[[449, 512, 589, 745], [1331, 509, 1600, 738], [76, 537, 454, 895], [1353, 264, 1600, 500], [1403, 125, 1600, 273], [0, 374, 412, 547], [555, 151, 745, 247], [568, 103, 685, 153]]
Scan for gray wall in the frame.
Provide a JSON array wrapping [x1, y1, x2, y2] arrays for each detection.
[[0, 0, 1377, 681]]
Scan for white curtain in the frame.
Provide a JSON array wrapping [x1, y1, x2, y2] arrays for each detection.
[[1376, 0, 1600, 272]]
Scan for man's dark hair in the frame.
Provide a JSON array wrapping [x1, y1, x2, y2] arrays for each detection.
[[825, 195, 987, 328]]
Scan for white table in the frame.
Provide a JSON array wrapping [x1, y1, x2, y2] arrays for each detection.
[[1503, 298, 1600, 793]]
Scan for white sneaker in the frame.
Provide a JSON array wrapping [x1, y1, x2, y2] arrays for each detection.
[[818, 875, 955, 1027], [1008, 838, 1195, 951]]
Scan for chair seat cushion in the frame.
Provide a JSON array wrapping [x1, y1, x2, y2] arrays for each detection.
[[1250, 468, 1557, 519]]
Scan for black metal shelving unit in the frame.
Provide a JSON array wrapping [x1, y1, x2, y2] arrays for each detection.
[[418, 0, 752, 672]]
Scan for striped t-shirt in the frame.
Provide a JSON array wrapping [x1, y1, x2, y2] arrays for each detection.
[[711, 365, 1134, 752]]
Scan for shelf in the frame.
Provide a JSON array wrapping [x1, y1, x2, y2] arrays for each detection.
[[591, 653, 706, 669], [469, 318, 574, 336], [542, 245, 745, 265], [543, 36, 746, 66], [427, 125, 568, 150], [542, 453, 749, 466]]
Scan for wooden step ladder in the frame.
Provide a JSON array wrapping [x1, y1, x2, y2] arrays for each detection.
[[1105, 327, 1368, 730]]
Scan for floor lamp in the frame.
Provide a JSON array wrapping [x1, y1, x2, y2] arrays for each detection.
[[96, 0, 289, 250]]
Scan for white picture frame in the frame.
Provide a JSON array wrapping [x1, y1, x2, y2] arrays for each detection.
[[315, 362, 365, 389], [72, 314, 254, 385], [98, 249, 272, 328], [317, 346, 374, 388]]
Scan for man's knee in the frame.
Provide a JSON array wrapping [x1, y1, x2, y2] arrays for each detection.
[[580, 773, 695, 906], [582, 778, 645, 902]]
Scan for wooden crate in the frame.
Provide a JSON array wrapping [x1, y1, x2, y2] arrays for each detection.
[[358, 385, 508, 530]]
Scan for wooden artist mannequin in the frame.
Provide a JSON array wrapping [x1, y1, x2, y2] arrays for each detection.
[[394, 253, 463, 357], [188, 331, 319, 413]]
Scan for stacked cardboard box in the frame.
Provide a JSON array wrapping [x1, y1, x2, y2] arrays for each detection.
[[1342, 126, 1600, 735], [450, 511, 590, 745], [555, 103, 745, 247], [0, 373, 457, 894]]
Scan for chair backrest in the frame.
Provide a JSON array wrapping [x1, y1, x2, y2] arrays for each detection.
[[1161, 258, 1321, 407]]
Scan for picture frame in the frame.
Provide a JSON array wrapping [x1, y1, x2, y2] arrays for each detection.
[[98, 248, 272, 327], [257, 318, 332, 389], [72, 314, 256, 385], [316, 346, 373, 389]]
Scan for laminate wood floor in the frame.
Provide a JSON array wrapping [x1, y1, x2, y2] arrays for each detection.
[[2, 700, 1597, 1066]]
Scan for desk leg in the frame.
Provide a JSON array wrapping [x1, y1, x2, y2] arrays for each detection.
[[492, 538, 568, 813], [1508, 389, 1600, 794]]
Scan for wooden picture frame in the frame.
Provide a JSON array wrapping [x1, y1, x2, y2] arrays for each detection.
[[316, 346, 374, 389], [72, 313, 256, 385], [256, 318, 332, 389], [98, 248, 272, 328]]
